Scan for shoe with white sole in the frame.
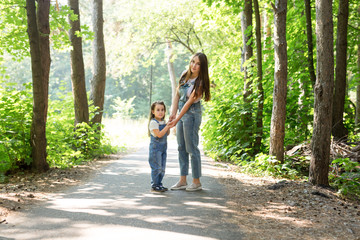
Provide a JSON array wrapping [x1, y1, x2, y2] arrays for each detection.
[[170, 181, 187, 190], [185, 183, 202, 191]]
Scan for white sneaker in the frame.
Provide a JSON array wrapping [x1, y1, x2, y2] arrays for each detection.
[[186, 183, 202, 191], [170, 181, 187, 190]]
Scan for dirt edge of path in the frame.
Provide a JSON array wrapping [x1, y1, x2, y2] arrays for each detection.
[[213, 162, 360, 240]]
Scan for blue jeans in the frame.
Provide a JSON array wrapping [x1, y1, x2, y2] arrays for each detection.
[[148, 124, 167, 187], [176, 102, 202, 179]]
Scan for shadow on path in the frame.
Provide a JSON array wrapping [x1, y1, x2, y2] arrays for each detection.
[[1, 140, 243, 240]]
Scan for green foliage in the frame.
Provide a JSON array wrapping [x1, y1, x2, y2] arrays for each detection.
[[0, 83, 118, 174], [103, 0, 203, 77], [0, 1, 93, 59], [0, 82, 32, 173], [201, 1, 316, 162], [50, 4, 94, 51], [0, 0, 29, 58], [200, 2, 274, 160], [112, 96, 136, 119], [329, 158, 360, 199], [104, 45, 185, 118], [47, 93, 118, 168], [284, 0, 314, 146], [238, 153, 308, 180]]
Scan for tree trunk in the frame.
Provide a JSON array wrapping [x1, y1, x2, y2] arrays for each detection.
[[356, 6, 360, 129], [90, 0, 106, 125], [26, 0, 50, 172], [269, 0, 288, 163], [68, 0, 89, 125], [166, 40, 177, 102], [253, 0, 264, 155], [356, 31, 360, 128], [304, 0, 316, 87], [309, 0, 334, 186], [241, 0, 253, 152], [263, 4, 272, 60], [332, 0, 349, 141]]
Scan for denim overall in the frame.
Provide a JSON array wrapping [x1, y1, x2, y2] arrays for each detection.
[[177, 78, 202, 179], [148, 119, 167, 188]]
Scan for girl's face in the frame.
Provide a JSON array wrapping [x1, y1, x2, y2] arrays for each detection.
[[190, 56, 201, 76], [152, 104, 165, 121]]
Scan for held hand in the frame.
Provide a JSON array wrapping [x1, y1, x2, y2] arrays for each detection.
[[168, 119, 178, 128], [169, 113, 176, 122], [166, 120, 174, 128]]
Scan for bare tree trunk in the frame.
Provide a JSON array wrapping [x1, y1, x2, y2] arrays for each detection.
[[68, 0, 89, 125], [332, 0, 349, 141], [269, 0, 288, 163], [304, 0, 316, 87], [26, 0, 50, 172], [253, 0, 264, 155], [309, 0, 334, 186], [356, 6, 360, 129], [356, 32, 360, 128], [90, 0, 106, 125], [263, 4, 272, 60], [166, 40, 177, 102], [241, 0, 253, 152]]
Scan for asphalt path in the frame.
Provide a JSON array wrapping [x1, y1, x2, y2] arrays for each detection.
[[1, 139, 243, 240]]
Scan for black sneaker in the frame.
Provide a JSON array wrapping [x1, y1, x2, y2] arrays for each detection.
[[151, 186, 166, 192], [160, 186, 168, 191]]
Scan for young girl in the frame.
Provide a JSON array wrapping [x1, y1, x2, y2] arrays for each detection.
[[148, 101, 171, 192]]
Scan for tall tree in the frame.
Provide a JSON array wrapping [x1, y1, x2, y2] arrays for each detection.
[[304, 0, 316, 87], [68, 0, 89, 125], [26, 0, 50, 172], [269, 0, 288, 163], [90, 0, 106, 125], [356, 6, 360, 128], [332, 0, 349, 141], [165, 40, 177, 103], [241, 0, 254, 151], [309, 0, 334, 186], [253, 0, 264, 155]]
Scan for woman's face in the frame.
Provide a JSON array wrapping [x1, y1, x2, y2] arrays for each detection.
[[190, 56, 201, 76]]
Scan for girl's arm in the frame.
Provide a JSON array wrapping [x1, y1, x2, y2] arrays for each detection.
[[152, 124, 171, 138]]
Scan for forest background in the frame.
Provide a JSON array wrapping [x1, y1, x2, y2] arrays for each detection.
[[0, 0, 360, 199]]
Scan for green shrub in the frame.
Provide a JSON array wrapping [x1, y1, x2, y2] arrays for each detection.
[[329, 158, 360, 199], [0, 82, 32, 173], [0, 84, 119, 175], [237, 153, 307, 180], [47, 93, 118, 168]]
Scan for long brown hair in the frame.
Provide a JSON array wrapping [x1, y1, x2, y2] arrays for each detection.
[[179, 52, 211, 101], [148, 101, 166, 136]]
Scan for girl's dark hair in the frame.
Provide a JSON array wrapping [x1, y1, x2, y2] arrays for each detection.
[[148, 101, 166, 136], [179, 52, 211, 102]]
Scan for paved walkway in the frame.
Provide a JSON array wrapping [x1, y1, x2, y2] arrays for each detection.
[[1, 140, 243, 240]]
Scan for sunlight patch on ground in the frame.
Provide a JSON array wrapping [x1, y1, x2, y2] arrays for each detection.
[[184, 201, 235, 213], [71, 224, 219, 240]]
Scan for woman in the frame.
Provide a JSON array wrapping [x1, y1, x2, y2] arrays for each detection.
[[168, 52, 211, 191]]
